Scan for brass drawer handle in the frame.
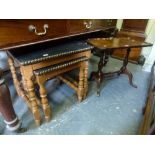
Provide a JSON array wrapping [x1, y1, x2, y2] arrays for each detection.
[[83, 21, 92, 29], [28, 24, 49, 36]]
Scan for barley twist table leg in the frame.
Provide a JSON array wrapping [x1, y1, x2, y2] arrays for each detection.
[[38, 82, 51, 122], [78, 66, 84, 102], [25, 77, 41, 126], [8, 57, 31, 108], [83, 61, 89, 99]]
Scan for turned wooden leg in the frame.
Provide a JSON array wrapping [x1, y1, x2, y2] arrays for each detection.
[[8, 57, 31, 109], [21, 71, 41, 107], [96, 52, 106, 96], [89, 52, 108, 96], [38, 81, 51, 122], [20, 68, 27, 91], [0, 78, 22, 132], [78, 66, 84, 102], [96, 75, 102, 97], [25, 77, 41, 126], [83, 61, 89, 99], [0, 68, 27, 132]]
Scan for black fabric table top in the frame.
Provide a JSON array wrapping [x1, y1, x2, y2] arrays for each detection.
[[9, 41, 93, 65], [34, 56, 88, 76]]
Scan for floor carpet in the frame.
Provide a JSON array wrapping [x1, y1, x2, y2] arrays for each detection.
[[0, 57, 150, 135]]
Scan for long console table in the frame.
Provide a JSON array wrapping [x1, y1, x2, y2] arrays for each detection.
[[0, 19, 117, 132]]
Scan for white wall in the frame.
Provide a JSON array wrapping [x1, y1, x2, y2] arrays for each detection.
[[141, 19, 155, 57], [116, 19, 123, 30], [143, 42, 155, 72], [142, 20, 155, 72]]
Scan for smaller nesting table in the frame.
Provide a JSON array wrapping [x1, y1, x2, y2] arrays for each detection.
[[87, 37, 152, 96]]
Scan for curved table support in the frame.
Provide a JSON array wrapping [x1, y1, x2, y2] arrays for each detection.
[[90, 48, 137, 96], [89, 52, 108, 96], [118, 48, 137, 88]]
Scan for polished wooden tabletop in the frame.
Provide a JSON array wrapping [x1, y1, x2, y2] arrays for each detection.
[[87, 37, 152, 50]]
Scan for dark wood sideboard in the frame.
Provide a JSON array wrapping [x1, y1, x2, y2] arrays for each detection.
[[112, 19, 148, 63], [0, 19, 116, 50], [0, 19, 117, 131]]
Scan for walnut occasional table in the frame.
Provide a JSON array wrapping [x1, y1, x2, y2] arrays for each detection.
[[87, 37, 152, 96]]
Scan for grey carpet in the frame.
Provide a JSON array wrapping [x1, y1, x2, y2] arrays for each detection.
[[0, 56, 150, 135]]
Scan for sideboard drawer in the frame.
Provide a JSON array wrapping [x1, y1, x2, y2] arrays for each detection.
[[69, 19, 104, 33], [69, 19, 89, 33], [0, 19, 68, 49], [0, 19, 117, 50], [68, 19, 117, 34]]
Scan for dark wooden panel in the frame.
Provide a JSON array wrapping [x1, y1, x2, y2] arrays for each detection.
[[112, 19, 148, 62], [90, 19, 117, 29], [122, 19, 148, 32], [0, 19, 68, 50], [0, 19, 117, 50], [112, 30, 146, 62], [68, 19, 87, 33], [68, 19, 117, 33]]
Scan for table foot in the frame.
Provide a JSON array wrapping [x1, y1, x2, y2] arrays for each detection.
[[119, 68, 137, 88]]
